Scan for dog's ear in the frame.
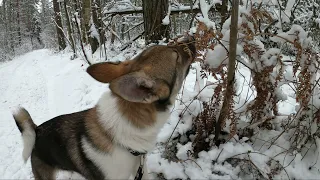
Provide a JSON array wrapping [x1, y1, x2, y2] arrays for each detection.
[[87, 61, 132, 83], [110, 72, 170, 103]]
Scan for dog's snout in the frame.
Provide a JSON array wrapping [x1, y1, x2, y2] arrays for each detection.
[[176, 36, 196, 61]]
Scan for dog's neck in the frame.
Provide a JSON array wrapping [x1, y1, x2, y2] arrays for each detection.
[[95, 91, 171, 152], [116, 96, 157, 128]]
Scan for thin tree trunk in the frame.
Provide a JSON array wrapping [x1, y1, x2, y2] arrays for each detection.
[[121, 17, 125, 40], [81, 0, 91, 44], [173, 14, 177, 36], [16, 0, 22, 45], [9, 1, 15, 52], [95, 0, 105, 44], [74, 13, 90, 65], [64, 0, 76, 57], [142, 0, 169, 44], [98, 0, 107, 58], [110, 23, 115, 45], [41, 0, 46, 24], [3, 0, 8, 49], [53, 0, 66, 50], [214, 0, 239, 145], [90, 0, 101, 53]]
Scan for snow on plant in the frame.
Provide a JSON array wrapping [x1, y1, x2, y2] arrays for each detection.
[[157, 0, 320, 179]]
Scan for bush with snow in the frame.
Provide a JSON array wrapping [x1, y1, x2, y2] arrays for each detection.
[[145, 0, 320, 179]]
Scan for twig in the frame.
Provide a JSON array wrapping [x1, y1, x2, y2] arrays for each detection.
[[225, 151, 290, 179], [123, 21, 144, 34], [181, 159, 203, 170], [215, 148, 224, 162], [120, 31, 144, 51], [165, 84, 212, 150]]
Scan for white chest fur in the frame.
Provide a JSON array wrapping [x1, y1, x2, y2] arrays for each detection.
[[82, 137, 139, 179], [81, 91, 170, 179], [96, 91, 170, 152]]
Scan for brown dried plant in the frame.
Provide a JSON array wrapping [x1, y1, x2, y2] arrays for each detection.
[[191, 0, 319, 157]]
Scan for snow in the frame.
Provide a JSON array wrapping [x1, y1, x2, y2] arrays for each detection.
[[0, 50, 103, 179], [162, 3, 171, 25], [197, 0, 220, 29], [90, 19, 100, 44], [283, 0, 295, 23], [162, 15, 170, 25], [206, 45, 228, 68], [261, 48, 281, 67], [271, 24, 311, 49], [1, 48, 320, 179]]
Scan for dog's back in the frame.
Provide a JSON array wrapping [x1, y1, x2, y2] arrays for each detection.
[[13, 108, 105, 179]]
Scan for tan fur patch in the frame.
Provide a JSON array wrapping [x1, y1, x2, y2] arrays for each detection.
[[31, 151, 56, 180], [154, 80, 171, 101], [117, 98, 157, 128], [84, 108, 113, 152]]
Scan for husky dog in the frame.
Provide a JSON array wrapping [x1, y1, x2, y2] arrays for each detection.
[[13, 37, 196, 180]]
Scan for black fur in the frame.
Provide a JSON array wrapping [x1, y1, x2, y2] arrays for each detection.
[[33, 109, 104, 179], [15, 120, 23, 133]]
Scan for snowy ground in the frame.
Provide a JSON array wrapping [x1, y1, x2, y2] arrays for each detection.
[[0, 50, 105, 179], [1, 49, 320, 179]]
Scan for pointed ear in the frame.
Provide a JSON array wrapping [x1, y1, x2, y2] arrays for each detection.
[[87, 61, 132, 83], [110, 72, 170, 103]]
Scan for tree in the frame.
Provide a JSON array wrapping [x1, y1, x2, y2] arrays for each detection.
[[41, 0, 51, 26], [16, 0, 22, 45], [214, 0, 239, 144], [90, 0, 103, 53], [81, 0, 90, 44], [53, 0, 66, 50], [142, 0, 170, 44], [63, 0, 76, 56]]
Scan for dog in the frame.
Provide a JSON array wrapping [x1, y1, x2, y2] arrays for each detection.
[[12, 37, 196, 180]]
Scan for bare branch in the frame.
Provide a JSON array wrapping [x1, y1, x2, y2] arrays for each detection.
[[104, 6, 217, 15]]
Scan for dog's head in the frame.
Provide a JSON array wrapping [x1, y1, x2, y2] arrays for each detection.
[[87, 37, 196, 105]]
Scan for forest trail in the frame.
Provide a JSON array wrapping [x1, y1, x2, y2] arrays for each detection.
[[0, 49, 101, 179]]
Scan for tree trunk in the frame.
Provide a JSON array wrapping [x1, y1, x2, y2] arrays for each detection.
[[96, 0, 105, 45], [53, 0, 66, 50], [121, 17, 125, 40], [173, 14, 177, 36], [9, 1, 15, 52], [74, 13, 90, 65], [3, 0, 8, 49], [81, 0, 91, 44], [16, 0, 22, 45], [214, 0, 239, 145], [142, 0, 170, 44], [98, 0, 107, 58], [64, 0, 76, 56], [110, 23, 115, 45], [41, 0, 46, 24], [90, 0, 102, 53]]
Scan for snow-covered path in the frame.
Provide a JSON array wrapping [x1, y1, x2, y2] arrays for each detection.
[[0, 50, 48, 178], [0, 50, 105, 179]]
